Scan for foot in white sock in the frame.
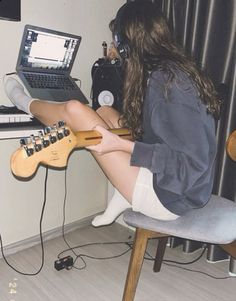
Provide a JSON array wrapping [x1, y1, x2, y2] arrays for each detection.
[[92, 189, 131, 227], [4, 77, 34, 115]]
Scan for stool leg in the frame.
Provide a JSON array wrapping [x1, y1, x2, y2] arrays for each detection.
[[153, 237, 168, 272], [122, 228, 151, 301], [220, 241, 236, 259]]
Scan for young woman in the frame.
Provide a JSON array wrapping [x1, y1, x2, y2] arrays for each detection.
[[5, 0, 220, 226]]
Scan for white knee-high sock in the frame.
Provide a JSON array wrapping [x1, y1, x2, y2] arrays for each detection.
[[4, 77, 34, 115], [92, 189, 131, 227]]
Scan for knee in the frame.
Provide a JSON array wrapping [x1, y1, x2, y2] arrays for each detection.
[[64, 100, 86, 119], [96, 106, 120, 128], [96, 105, 115, 116]]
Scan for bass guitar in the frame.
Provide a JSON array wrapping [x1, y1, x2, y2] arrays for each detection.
[[10, 121, 131, 178]]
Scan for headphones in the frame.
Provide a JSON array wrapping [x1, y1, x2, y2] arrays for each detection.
[[113, 7, 130, 60]]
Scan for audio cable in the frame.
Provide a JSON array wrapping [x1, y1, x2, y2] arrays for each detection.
[[0, 167, 48, 276]]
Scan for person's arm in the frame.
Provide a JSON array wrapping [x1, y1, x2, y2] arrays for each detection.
[[85, 125, 135, 155]]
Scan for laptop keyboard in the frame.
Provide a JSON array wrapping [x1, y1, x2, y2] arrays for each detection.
[[24, 73, 76, 90]]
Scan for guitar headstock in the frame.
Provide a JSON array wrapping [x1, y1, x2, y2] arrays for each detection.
[[11, 121, 77, 178]]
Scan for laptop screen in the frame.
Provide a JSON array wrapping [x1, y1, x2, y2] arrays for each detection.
[[16, 25, 82, 74]]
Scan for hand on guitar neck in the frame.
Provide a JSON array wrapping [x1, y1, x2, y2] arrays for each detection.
[[10, 121, 131, 178]]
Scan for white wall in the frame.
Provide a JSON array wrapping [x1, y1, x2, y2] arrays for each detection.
[[0, 0, 125, 246]]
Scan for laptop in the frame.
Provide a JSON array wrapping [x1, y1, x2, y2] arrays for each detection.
[[16, 24, 88, 104]]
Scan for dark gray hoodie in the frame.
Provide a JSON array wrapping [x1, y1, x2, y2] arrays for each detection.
[[130, 68, 217, 215]]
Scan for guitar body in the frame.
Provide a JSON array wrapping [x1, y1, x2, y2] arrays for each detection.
[[226, 130, 236, 161], [10, 123, 131, 178]]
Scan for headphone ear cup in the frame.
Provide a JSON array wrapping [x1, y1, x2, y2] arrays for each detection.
[[116, 42, 130, 59], [114, 22, 130, 59]]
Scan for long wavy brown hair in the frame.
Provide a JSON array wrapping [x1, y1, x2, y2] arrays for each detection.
[[110, 0, 221, 139]]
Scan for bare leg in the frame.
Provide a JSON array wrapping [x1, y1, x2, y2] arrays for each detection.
[[5, 78, 139, 225], [91, 106, 132, 226], [33, 101, 140, 203], [96, 105, 121, 128]]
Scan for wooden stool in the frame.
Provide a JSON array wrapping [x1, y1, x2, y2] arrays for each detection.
[[122, 130, 236, 301]]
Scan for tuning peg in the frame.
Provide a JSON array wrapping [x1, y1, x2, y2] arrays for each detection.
[[30, 134, 36, 144], [22, 145, 34, 157], [20, 137, 34, 156], [30, 135, 42, 152], [37, 130, 50, 147], [44, 126, 52, 134], [43, 126, 57, 143], [63, 128, 70, 136], [20, 138, 28, 146], [41, 136, 50, 147], [38, 130, 44, 137], [42, 138, 50, 147], [34, 143, 42, 152], [52, 124, 58, 130], [58, 120, 65, 128], [49, 134, 57, 144], [57, 130, 64, 140], [26, 147, 34, 156]]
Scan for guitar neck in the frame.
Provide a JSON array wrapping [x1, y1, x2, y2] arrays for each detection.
[[74, 128, 132, 148], [10, 126, 132, 178]]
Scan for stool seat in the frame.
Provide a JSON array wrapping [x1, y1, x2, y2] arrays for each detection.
[[123, 194, 236, 244]]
